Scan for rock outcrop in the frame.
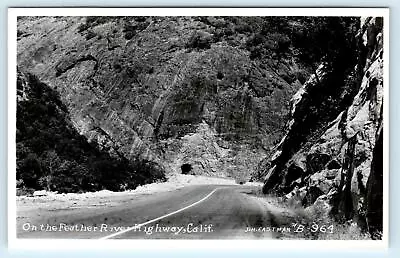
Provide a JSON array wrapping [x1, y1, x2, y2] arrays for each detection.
[[17, 16, 307, 179], [16, 71, 166, 192], [260, 17, 384, 236]]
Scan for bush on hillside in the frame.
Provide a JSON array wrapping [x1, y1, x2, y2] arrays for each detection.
[[16, 73, 166, 193], [186, 31, 213, 50]]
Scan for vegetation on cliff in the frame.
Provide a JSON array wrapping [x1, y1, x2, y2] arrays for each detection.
[[259, 17, 384, 238], [16, 16, 384, 235], [17, 72, 165, 193], [17, 16, 325, 181]]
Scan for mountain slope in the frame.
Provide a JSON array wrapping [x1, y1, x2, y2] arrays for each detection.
[[259, 17, 384, 238], [17, 16, 314, 179], [17, 71, 165, 193]]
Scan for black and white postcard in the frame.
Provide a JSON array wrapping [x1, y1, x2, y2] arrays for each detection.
[[8, 8, 389, 250]]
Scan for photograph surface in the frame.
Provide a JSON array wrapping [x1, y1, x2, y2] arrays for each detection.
[[9, 8, 388, 245]]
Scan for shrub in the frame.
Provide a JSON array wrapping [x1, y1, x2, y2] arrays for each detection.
[[77, 23, 89, 33], [134, 16, 147, 23], [113, 63, 122, 72], [85, 30, 97, 40], [123, 24, 136, 40], [77, 16, 116, 33], [133, 159, 167, 185], [17, 153, 42, 189], [16, 187, 35, 196], [186, 31, 213, 50], [17, 30, 24, 38], [16, 72, 167, 193], [235, 23, 253, 34]]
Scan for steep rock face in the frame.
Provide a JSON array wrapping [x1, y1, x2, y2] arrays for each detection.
[[16, 71, 166, 192], [17, 16, 304, 178], [365, 123, 383, 238], [157, 121, 262, 180], [260, 17, 384, 235]]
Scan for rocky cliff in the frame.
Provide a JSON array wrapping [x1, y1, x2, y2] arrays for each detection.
[[16, 71, 165, 193], [17, 16, 311, 180], [259, 17, 384, 237], [17, 15, 384, 225]]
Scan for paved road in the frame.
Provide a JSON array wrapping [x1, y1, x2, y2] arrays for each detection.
[[17, 185, 283, 239]]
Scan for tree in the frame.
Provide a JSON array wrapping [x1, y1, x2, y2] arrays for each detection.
[[39, 150, 61, 191], [292, 17, 359, 82], [17, 153, 42, 188]]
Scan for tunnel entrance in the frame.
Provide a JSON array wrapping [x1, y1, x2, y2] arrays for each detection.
[[181, 163, 193, 175]]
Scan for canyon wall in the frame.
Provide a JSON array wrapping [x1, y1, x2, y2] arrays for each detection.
[[260, 17, 384, 237], [17, 16, 306, 179]]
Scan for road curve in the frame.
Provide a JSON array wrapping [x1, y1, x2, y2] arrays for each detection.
[[17, 184, 283, 239]]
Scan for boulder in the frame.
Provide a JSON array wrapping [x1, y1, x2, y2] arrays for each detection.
[[326, 159, 341, 170], [283, 162, 305, 188], [306, 152, 331, 174], [302, 186, 324, 207]]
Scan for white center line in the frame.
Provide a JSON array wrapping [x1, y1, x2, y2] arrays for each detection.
[[99, 188, 218, 240]]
